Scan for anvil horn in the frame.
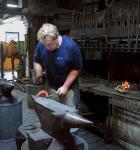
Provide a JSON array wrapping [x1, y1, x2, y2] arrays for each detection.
[[62, 112, 93, 128]]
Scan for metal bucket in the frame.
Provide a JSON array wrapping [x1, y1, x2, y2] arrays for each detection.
[[0, 100, 22, 139]]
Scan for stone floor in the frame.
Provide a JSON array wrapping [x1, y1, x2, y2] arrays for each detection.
[[0, 72, 126, 150]]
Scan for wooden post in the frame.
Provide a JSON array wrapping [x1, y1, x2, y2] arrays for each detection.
[[0, 42, 4, 78]]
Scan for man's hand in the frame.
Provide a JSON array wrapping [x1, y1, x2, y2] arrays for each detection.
[[56, 85, 68, 96], [36, 75, 42, 85], [56, 69, 80, 96], [34, 62, 43, 84]]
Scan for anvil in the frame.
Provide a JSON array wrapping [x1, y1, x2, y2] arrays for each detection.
[[32, 95, 93, 150]]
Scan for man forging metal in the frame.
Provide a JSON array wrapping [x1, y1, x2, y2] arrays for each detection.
[[33, 23, 82, 109]]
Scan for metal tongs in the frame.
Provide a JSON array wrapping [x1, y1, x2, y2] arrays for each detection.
[[36, 89, 58, 98], [46, 93, 58, 98]]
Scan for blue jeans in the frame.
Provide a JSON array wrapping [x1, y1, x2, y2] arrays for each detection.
[[47, 82, 80, 109]]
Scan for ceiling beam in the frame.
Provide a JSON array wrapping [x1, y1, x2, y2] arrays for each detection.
[[0, 6, 25, 15]]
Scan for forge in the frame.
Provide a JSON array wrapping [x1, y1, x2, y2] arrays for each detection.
[[80, 54, 140, 150]]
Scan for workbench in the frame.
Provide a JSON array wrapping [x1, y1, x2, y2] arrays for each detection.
[[79, 76, 140, 150]]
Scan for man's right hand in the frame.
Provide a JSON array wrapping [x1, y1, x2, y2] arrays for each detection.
[[36, 75, 43, 85], [33, 62, 43, 85]]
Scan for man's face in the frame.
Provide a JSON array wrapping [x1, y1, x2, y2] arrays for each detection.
[[42, 36, 59, 51]]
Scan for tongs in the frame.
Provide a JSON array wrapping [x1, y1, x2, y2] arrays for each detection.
[[46, 93, 58, 98], [36, 89, 58, 98]]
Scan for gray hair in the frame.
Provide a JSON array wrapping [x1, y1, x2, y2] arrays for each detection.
[[37, 23, 59, 41]]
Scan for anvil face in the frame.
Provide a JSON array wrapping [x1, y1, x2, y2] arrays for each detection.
[[32, 95, 78, 116]]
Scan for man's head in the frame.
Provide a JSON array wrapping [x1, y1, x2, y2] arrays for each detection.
[[37, 23, 59, 51]]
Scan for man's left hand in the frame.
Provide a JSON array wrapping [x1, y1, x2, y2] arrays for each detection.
[[56, 85, 68, 96]]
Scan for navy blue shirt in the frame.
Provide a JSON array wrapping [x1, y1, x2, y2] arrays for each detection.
[[34, 36, 82, 87]]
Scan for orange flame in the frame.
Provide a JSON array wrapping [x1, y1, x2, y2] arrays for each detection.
[[121, 81, 130, 89]]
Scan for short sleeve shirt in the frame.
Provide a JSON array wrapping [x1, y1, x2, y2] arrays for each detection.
[[34, 36, 82, 87]]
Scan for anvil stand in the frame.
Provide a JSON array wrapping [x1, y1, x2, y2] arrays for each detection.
[[21, 96, 92, 150]]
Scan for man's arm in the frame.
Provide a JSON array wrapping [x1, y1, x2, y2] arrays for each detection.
[[33, 62, 43, 84], [56, 69, 81, 96]]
